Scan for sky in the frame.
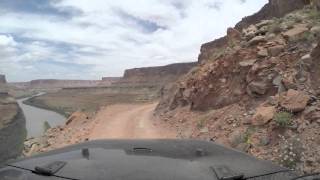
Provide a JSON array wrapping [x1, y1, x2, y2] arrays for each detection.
[[0, 0, 267, 82]]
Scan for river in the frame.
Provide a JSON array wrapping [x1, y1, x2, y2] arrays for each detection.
[[17, 94, 66, 138]]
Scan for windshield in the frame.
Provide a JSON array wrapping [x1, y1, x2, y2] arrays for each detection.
[[0, 0, 320, 179]]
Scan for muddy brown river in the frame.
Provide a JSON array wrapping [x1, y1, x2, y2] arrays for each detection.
[[17, 94, 66, 138]]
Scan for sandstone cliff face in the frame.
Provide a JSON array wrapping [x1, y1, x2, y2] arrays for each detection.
[[0, 89, 26, 164], [199, 0, 309, 64], [118, 62, 196, 85], [235, 0, 310, 30]]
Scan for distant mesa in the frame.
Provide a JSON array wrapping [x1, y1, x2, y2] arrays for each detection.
[[100, 77, 121, 86], [9, 78, 121, 89], [101, 77, 121, 82], [117, 62, 197, 85], [8, 62, 196, 90]]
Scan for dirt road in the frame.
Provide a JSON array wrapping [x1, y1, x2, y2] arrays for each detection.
[[89, 103, 176, 139]]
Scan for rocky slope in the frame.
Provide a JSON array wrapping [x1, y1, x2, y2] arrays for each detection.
[[198, 0, 310, 64], [0, 76, 26, 165], [235, 0, 310, 30], [117, 62, 196, 85], [156, 2, 320, 173]]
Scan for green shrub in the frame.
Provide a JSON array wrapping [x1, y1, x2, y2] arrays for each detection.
[[274, 112, 292, 127], [308, 8, 320, 20], [230, 127, 255, 147]]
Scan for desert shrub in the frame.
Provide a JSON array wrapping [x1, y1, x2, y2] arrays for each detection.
[[230, 127, 255, 147], [278, 135, 304, 169], [274, 112, 292, 127], [197, 117, 206, 129], [243, 127, 255, 144], [197, 113, 211, 129], [302, 31, 316, 42], [307, 8, 320, 20]]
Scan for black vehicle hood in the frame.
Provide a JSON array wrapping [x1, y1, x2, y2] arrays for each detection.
[[4, 139, 293, 180]]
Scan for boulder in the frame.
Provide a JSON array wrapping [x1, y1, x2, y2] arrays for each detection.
[[312, 0, 320, 10], [311, 26, 320, 34], [243, 25, 258, 40], [252, 106, 276, 125], [239, 59, 257, 67], [248, 36, 267, 46], [199, 127, 209, 134], [227, 28, 241, 43], [236, 143, 251, 152], [268, 45, 285, 56], [247, 81, 269, 95], [256, 20, 274, 29], [282, 24, 308, 41], [304, 106, 320, 122], [257, 26, 269, 35], [257, 48, 269, 58], [301, 54, 312, 62], [280, 89, 310, 112]]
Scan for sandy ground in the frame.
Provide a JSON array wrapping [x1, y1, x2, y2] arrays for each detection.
[[89, 103, 176, 140]]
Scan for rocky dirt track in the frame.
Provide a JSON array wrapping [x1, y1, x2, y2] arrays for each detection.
[[89, 103, 176, 139]]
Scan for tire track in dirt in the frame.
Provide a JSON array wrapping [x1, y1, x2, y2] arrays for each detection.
[[89, 103, 176, 139]]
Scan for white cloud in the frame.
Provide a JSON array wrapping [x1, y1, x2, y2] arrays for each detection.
[[0, 0, 267, 81]]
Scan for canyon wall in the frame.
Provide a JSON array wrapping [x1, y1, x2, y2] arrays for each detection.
[[29, 79, 102, 89], [118, 62, 197, 85], [10, 78, 121, 89], [0, 77, 26, 164]]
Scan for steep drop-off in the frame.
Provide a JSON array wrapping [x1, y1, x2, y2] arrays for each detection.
[[0, 76, 26, 164]]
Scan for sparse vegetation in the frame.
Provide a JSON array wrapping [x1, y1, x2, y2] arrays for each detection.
[[274, 112, 293, 127], [197, 113, 211, 129], [278, 135, 304, 169], [230, 127, 255, 147], [307, 7, 320, 20]]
